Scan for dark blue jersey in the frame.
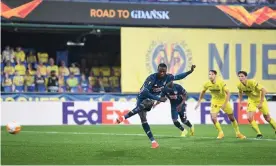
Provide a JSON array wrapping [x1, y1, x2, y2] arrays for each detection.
[[161, 84, 187, 106], [138, 71, 192, 102]]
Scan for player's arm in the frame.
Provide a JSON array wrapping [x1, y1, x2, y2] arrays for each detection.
[[173, 65, 196, 80], [238, 89, 245, 110], [140, 77, 165, 102], [195, 83, 207, 110], [153, 91, 166, 108], [260, 88, 267, 104], [237, 84, 243, 104], [222, 82, 230, 109], [254, 81, 266, 108]]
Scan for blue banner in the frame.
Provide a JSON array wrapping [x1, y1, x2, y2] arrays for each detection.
[[2, 93, 272, 102]]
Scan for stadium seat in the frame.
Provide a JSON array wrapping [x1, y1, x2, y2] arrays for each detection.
[[91, 67, 101, 77], [3, 86, 12, 93], [8, 74, 15, 80], [101, 66, 111, 77], [37, 52, 49, 64], [1, 62, 4, 72], [75, 75, 81, 83], [70, 87, 79, 93], [60, 86, 67, 92], [112, 67, 121, 77], [27, 85, 36, 92], [82, 86, 89, 93], [37, 85, 46, 92], [64, 76, 69, 82], [15, 85, 24, 92]]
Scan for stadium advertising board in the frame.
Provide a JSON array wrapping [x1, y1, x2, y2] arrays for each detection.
[[2, 101, 276, 125], [121, 28, 276, 93], [1, 0, 276, 28], [1, 93, 275, 102]]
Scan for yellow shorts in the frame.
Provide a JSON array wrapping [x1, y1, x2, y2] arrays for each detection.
[[211, 102, 233, 114], [247, 101, 269, 115]]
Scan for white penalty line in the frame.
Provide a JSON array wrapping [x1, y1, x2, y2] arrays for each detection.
[[16, 130, 276, 142]]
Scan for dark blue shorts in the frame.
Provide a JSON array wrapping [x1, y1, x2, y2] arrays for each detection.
[[171, 104, 186, 120]]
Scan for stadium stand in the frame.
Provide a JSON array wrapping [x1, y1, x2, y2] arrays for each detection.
[[1, 46, 121, 93]]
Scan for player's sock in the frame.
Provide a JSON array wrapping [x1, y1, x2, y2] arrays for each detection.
[[214, 122, 223, 133], [184, 120, 193, 128], [124, 107, 140, 119], [173, 121, 184, 131], [268, 118, 276, 131], [124, 111, 134, 119], [250, 120, 262, 134], [231, 119, 240, 134], [142, 122, 155, 142]]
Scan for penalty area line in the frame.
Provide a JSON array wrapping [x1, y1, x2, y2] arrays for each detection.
[[12, 130, 276, 142]]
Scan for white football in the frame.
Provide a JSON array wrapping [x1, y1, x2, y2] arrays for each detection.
[[6, 121, 21, 134]]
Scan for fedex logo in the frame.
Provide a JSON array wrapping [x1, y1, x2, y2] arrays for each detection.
[[200, 102, 264, 124], [62, 102, 130, 125]]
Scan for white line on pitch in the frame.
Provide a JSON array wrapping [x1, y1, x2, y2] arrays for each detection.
[[14, 130, 276, 142]]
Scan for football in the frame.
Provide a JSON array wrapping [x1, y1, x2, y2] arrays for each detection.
[[6, 121, 21, 134]]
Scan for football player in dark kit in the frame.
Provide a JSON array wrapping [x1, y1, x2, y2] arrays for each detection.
[[154, 81, 194, 137], [117, 63, 196, 148]]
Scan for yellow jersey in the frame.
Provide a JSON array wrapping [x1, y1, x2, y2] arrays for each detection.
[[69, 67, 80, 75], [237, 80, 265, 103], [25, 75, 35, 86], [28, 69, 36, 76], [203, 80, 228, 104], [47, 65, 59, 75], [13, 76, 24, 86], [37, 52, 49, 63], [15, 51, 26, 62], [109, 76, 120, 88], [37, 65, 47, 76], [59, 67, 69, 76], [59, 77, 65, 86], [88, 76, 97, 86], [27, 55, 37, 63], [100, 66, 111, 76], [91, 67, 100, 76], [67, 77, 78, 87], [112, 67, 121, 77], [100, 77, 110, 87], [4, 66, 15, 75], [15, 64, 26, 75], [2, 78, 12, 86]]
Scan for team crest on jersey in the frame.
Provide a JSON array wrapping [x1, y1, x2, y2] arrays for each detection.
[[145, 41, 193, 75]]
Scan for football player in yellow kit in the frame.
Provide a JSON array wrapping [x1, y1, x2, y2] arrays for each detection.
[[237, 71, 276, 139], [195, 70, 246, 139]]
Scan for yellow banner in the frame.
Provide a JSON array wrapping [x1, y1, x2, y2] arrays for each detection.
[[121, 28, 276, 93]]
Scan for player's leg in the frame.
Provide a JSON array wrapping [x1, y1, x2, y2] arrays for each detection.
[[138, 111, 159, 148], [178, 105, 194, 136], [224, 103, 246, 139], [117, 99, 153, 123], [210, 104, 224, 139], [247, 102, 262, 138], [260, 102, 276, 134], [171, 108, 187, 137]]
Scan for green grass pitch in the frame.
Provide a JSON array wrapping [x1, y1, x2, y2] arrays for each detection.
[[1, 125, 276, 165]]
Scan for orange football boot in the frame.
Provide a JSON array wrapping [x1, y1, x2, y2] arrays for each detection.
[[116, 116, 124, 124], [151, 141, 159, 149]]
